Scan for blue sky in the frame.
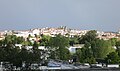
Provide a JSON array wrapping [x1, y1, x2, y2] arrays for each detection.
[[0, 0, 120, 32]]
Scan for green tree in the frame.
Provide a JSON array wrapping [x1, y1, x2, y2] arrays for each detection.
[[3, 35, 24, 45], [47, 34, 71, 60], [76, 49, 82, 62], [79, 30, 97, 44], [76, 41, 95, 64], [69, 36, 79, 46], [109, 38, 117, 46], [0, 40, 3, 46], [9, 47, 22, 67], [116, 40, 120, 49], [116, 40, 120, 57], [105, 52, 120, 64], [0, 47, 7, 62], [40, 35, 51, 46], [91, 39, 115, 58], [0, 35, 42, 67], [33, 41, 39, 50], [16, 36, 25, 44]]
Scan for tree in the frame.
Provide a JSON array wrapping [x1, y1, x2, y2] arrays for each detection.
[[0, 40, 3, 46], [32, 49, 42, 63], [3, 35, 25, 45], [59, 47, 71, 60], [91, 39, 115, 58], [33, 41, 39, 50], [0, 47, 7, 62], [10, 47, 23, 67], [0, 35, 43, 67], [86, 57, 96, 64], [40, 35, 51, 46], [34, 34, 38, 38], [16, 36, 25, 44], [47, 34, 71, 60], [69, 36, 79, 46], [76, 49, 82, 62], [76, 41, 95, 64], [116, 40, 120, 49], [79, 30, 97, 44], [105, 52, 120, 64], [109, 38, 117, 46], [115, 40, 120, 57]]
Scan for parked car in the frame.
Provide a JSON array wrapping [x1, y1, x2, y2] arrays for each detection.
[[90, 64, 103, 68], [47, 61, 61, 67]]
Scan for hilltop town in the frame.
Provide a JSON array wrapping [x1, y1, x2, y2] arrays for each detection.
[[0, 26, 120, 41]]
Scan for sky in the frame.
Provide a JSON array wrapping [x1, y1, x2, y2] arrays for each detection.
[[0, 0, 120, 32]]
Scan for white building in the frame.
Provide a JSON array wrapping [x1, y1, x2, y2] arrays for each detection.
[[32, 29, 40, 35], [68, 44, 84, 53]]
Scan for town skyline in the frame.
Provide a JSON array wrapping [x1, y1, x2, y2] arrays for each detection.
[[0, 26, 119, 33]]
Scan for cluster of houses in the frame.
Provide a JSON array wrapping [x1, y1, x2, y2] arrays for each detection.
[[0, 27, 120, 40]]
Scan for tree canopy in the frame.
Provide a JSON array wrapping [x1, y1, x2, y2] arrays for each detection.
[[47, 34, 71, 60]]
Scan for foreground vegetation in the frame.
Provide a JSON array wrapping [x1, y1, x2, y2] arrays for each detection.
[[0, 30, 120, 67]]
